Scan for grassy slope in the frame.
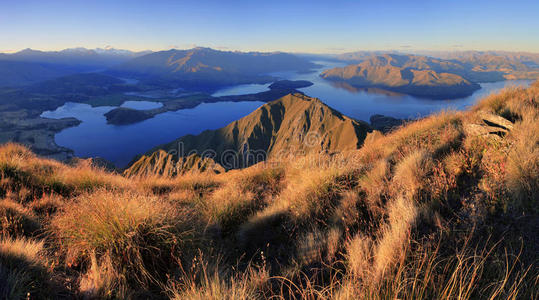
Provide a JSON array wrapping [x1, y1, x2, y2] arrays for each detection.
[[0, 81, 537, 299]]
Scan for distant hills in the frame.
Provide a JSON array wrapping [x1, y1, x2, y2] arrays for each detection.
[[336, 50, 539, 82], [321, 54, 481, 98], [0, 47, 149, 69], [106, 47, 319, 91], [432, 51, 539, 80], [0, 47, 317, 90], [125, 93, 371, 177], [0, 47, 149, 87]]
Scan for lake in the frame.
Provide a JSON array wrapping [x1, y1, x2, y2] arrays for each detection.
[[42, 101, 264, 167], [270, 61, 533, 121], [42, 61, 532, 167]]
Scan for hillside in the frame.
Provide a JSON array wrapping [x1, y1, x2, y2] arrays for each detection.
[[0, 60, 74, 87], [335, 51, 539, 82], [0, 47, 150, 87], [25, 73, 129, 96], [126, 93, 371, 176], [0, 82, 537, 298], [441, 51, 539, 80], [321, 54, 481, 98], [107, 47, 318, 90]]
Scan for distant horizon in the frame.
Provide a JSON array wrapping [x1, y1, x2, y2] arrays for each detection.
[[1, 46, 539, 56]]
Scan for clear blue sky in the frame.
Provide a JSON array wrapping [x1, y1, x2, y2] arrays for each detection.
[[1, 0, 538, 53]]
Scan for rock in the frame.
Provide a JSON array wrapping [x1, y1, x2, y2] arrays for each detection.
[[463, 123, 508, 139], [369, 114, 404, 133], [478, 111, 514, 130]]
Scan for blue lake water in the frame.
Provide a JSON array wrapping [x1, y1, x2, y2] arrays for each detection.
[[121, 100, 163, 110], [42, 60, 532, 167], [270, 61, 533, 121], [42, 101, 264, 167], [212, 83, 271, 97]]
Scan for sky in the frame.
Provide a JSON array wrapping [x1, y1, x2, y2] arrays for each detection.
[[1, 0, 538, 54]]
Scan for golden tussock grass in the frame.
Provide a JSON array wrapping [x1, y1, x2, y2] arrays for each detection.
[[0, 237, 57, 299], [51, 188, 199, 295]]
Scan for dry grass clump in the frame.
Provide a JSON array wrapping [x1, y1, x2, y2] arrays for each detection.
[[0, 237, 57, 299], [392, 150, 433, 200], [199, 166, 284, 234], [51, 189, 199, 296], [78, 252, 128, 299], [505, 111, 539, 212], [171, 276, 257, 300], [54, 159, 130, 193], [0, 143, 129, 199], [359, 159, 389, 206], [344, 195, 418, 283], [168, 265, 266, 300], [337, 238, 535, 300], [270, 168, 346, 220], [0, 199, 39, 237]]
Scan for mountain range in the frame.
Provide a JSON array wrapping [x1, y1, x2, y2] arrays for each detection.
[[0, 47, 150, 87], [106, 47, 319, 90], [0, 47, 318, 90], [0, 47, 150, 68]]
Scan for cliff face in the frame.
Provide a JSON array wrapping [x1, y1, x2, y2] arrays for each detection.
[[125, 93, 372, 176], [321, 54, 481, 98]]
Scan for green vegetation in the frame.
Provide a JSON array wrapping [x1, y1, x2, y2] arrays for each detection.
[[0, 82, 537, 298]]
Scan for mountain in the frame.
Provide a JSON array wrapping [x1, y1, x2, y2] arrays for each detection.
[[125, 93, 371, 176], [107, 47, 319, 90], [321, 54, 481, 98]]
